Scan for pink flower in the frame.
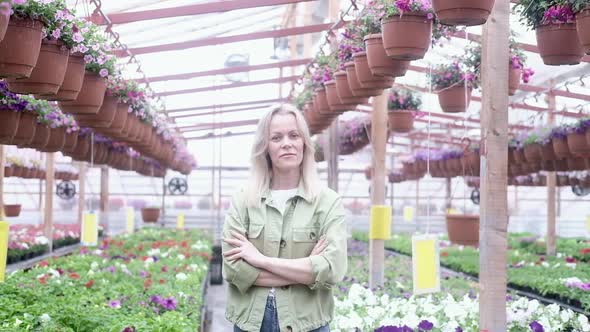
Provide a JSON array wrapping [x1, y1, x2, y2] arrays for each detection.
[[99, 68, 109, 77], [72, 32, 84, 43], [51, 29, 61, 39]]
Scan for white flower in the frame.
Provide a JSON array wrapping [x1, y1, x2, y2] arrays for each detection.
[[147, 248, 160, 256], [35, 236, 48, 245], [176, 273, 188, 281], [177, 254, 186, 260], [14, 318, 22, 327], [39, 314, 51, 323]]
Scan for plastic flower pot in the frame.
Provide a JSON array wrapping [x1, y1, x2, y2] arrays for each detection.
[[0, 109, 20, 144], [344, 61, 383, 98], [74, 93, 118, 128], [387, 110, 414, 133], [11, 111, 37, 145], [446, 214, 479, 247], [7, 40, 69, 96], [437, 84, 472, 113], [577, 7, 590, 54], [432, 0, 495, 26], [0, 18, 44, 79], [381, 14, 432, 61], [536, 23, 584, 66], [58, 72, 107, 114], [364, 34, 410, 77], [4, 204, 21, 217], [508, 67, 521, 96], [353, 52, 395, 90], [45, 54, 86, 101]]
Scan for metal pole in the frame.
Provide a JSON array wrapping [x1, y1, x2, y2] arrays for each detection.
[[547, 93, 557, 256]]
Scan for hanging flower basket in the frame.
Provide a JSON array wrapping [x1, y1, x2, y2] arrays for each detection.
[[58, 72, 107, 114], [567, 157, 587, 171], [387, 111, 414, 133], [39, 126, 66, 153], [0, 109, 20, 144], [344, 62, 383, 98], [552, 136, 572, 160], [577, 7, 590, 54], [6, 40, 69, 96], [381, 14, 432, 61], [4, 204, 21, 217], [0, 2, 9, 42], [567, 132, 590, 157], [446, 214, 479, 246], [438, 84, 472, 113], [334, 71, 368, 105], [25, 124, 50, 150], [0, 18, 44, 79], [74, 93, 118, 128], [536, 23, 584, 65], [431, 0, 495, 26], [62, 131, 78, 153], [364, 34, 410, 77], [523, 143, 543, 163], [46, 54, 85, 101], [325, 80, 353, 113], [352, 52, 395, 90], [11, 112, 37, 146], [313, 87, 331, 113], [508, 68, 521, 96]]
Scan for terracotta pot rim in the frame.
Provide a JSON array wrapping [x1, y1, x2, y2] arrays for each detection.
[[344, 61, 355, 68], [313, 87, 326, 93], [364, 33, 383, 41], [334, 71, 347, 77], [8, 16, 45, 28], [383, 12, 430, 21], [536, 22, 577, 30], [388, 109, 415, 113], [352, 51, 367, 58], [446, 214, 479, 220], [324, 80, 336, 86]]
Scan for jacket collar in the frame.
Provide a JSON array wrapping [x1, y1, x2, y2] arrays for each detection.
[[261, 181, 312, 204]]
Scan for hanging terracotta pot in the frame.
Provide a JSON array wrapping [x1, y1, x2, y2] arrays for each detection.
[[446, 214, 479, 246], [68, 135, 90, 160], [45, 54, 85, 101], [4, 204, 21, 217], [0, 18, 44, 79], [577, 8, 590, 54], [73, 93, 118, 128], [58, 72, 107, 114], [567, 132, 590, 157], [62, 130, 78, 153], [0, 2, 9, 42], [387, 110, 414, 133], [11, 111, 37, 146], [313, 87, 331, 113], [325, 80, 353, 113], [364, 34, 410, 77], [334, 71, 368, 105], [508, 67, 521, 96], [344, 62, 383, 98], [353, 52, 395, 90], [0, 109, 20, 144], [381, 14, 432, 60], [552, 137, 572, 160], [567, 157, 587, 171], [39, 126, 66, 152], [536, 23, 584, 65], [6, 40, 69, 95], [438, 84, 472, 113], [26, 123, 50, 150], [523, 143, 543, 163], [432, 0, 495, 26], [4, 166, 13, 177], [512, 148, 526, 165]]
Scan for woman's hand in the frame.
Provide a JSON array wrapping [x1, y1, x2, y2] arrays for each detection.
[[310, 235, 328, 256], [223, 231, 267, 268]]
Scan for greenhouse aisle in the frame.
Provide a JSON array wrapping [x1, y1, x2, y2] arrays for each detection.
[[206, 283, 233, 331]]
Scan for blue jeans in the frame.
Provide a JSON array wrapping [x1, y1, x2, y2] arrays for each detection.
[[234, 296, 330, 332]]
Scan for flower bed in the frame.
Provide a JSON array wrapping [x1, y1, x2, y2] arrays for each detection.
[[353, 232, 590, 312], [0, 228, 211, 331]]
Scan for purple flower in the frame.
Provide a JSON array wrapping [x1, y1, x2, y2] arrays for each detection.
[[139, 270, 148, 278], [99, 68, 109, 77], [418, 320, 433, 331], [455, 328, 463, 332], [122, 327, 135, 332], [106, 266, 116, 273], [162, 296, 177, 310], [529, 321, 544, 332], [109, 300, 121, 309]]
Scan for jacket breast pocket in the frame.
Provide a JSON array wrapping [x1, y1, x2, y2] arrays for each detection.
[[292, 226, 320, 258], [247, 223, 265, 252]]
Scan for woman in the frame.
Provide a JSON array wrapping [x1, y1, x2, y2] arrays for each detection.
[[222, 104, 348, 332]]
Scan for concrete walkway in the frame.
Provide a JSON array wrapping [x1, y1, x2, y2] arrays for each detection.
[[205, 281, 234, 332]]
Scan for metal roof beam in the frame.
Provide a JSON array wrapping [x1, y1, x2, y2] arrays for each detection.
[[154, 75, 299, 97], [167, 98, 287, 113], [171, 105, 272, 119], [116, 22, 342, 56], [99, 0, 317, 25]]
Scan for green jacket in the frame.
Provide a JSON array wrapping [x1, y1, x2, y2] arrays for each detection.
[[222, 184, 348, 332]]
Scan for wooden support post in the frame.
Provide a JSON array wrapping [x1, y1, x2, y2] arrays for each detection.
[[0, 145, 4, 219], [369, 91, 388, 288], [162, 176, 167, 227], [78, 162, 86, 229], [389, 154, 394, 208], [479, 1, 510, 331], [326, 0, 339, 191], [44, 153, 55, 251], [547, 93, 557, 256], [100, 166, 108, 212], [415, 178, 420, 232], [446, 177, 452, 210]]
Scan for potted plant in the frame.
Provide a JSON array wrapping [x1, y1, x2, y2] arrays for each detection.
[[310, 54, 335, 114], [509, 36, 535, 96], [0, 0, 46, 78], [514, 1, 584, 65], [387, 87, 420, 133], [430, 60, 477, 113], [0, 1, 11, 42], [4, 203, 21, 217], [574, 0, 590, 54], [566, 118, 590, 157], [432, 0, 495, 26], [446, 213, 479, 246], [377, 0, 434, 60], [319, 52, 355, 113], [335, 23, 371, 105]]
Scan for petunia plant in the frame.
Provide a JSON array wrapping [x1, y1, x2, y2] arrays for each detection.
[[310, 52, 337, 89], [337, 22, 364, 70], [514, 0, 576, 29], [429, 61, 478, 91], [387, 87, 422, 111], [509, 35, 535, 83], [79, 22, 117, 77], [0, 81, 31, 112]]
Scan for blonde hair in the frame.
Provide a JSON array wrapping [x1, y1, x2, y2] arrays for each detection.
[[245, 103, 321, 207]]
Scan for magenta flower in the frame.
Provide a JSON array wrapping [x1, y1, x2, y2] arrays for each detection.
[[108, 300, 121, 309]]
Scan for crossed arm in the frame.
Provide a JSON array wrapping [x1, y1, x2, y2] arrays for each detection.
[[223, 231, 328, 287]]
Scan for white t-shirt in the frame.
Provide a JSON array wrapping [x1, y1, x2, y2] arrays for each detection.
[[271, 188, 298, 215]]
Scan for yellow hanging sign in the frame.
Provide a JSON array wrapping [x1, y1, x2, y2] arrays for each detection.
[[0, 221, 9, 282], [81, 212, 98, 246], [447, 208, 458, 215], [369, 205, 392, 240], [177, 214, 185, 230], [404, 206, 414, 222], [126, 208, 135, 234], [586, 216, 590, 233], [412, 234, 440, 295]]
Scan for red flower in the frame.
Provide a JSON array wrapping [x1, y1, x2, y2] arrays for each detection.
[[56, 268, 64, 276], [441, 252, 449, 257], [85, 279, 94, 288], [144, 279, 152, 289], [161, 266, 168, 273], [579, 248, 590, 255], [159, 279, 166, 284], [565, 257, 577, 263], [39, 275, 48, 285], [69, 273, 80, 280], [38, 260, 49, 267]]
